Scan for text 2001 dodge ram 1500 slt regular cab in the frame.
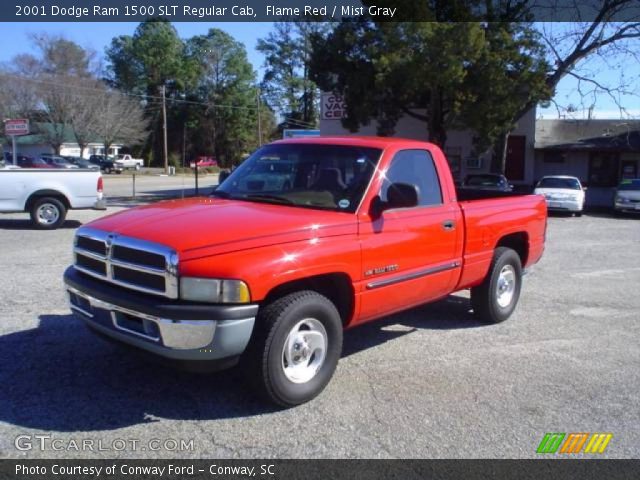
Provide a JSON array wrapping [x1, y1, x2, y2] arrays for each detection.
[[64, 137, 546, 406]]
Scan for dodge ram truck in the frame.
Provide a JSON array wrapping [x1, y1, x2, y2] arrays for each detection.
[[63, 137, 546, 406]]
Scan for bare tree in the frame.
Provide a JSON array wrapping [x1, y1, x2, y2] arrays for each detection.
[[531, 3, 640, 119], [66, 78, 105, 158], [93, 89, 148, 159], [491, 3, 640, 172]]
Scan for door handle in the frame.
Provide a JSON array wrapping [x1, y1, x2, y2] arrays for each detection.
[[442, 220, 455, 231]]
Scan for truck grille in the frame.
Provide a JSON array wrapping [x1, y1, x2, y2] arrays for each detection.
[[73, 227, 178, 298]]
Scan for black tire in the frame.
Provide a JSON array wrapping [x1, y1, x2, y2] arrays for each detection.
[[471, 247, 522, 324], [575, 212, 582, 217], [244, 291, 343, 407], [29, 197, 66, 229]]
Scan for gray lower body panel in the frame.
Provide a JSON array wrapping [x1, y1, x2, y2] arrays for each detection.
[[67, 287, 255, 362]]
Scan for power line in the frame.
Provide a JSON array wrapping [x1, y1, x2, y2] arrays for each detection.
[[0, 73, 265, 112]]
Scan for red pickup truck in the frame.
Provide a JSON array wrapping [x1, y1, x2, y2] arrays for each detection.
[[64, 137, 546, 406]]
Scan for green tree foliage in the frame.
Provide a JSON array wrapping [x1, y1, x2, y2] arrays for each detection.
[[310, 19, 550, 155], [106, 19, 193, 165], [257, 22, 328, 129], [186, 28, 261, 167]]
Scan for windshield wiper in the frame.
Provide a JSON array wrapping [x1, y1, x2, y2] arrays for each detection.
[[243, 193, 294, 205]]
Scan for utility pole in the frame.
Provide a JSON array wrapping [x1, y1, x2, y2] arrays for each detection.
[[256, 88, 262, 146], [162, 84, 169, 175]]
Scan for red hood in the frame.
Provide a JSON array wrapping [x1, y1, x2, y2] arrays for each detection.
[[87, 198, 356, 261]]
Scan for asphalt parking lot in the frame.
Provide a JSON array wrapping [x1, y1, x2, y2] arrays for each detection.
[[0, 194, 639, 459]]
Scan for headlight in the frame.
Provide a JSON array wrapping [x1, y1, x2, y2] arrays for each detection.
[[180, 277, 250, 303], [616, 196, 628, 203]]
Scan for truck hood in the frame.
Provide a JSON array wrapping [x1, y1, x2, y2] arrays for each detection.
[[86, 197, 356, 260]]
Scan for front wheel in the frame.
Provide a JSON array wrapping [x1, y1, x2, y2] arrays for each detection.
[[30, 197, 66, 229], [244, 291, 343, 406], [471, 247, 522, 324]]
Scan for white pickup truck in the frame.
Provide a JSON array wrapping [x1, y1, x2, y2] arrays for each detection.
[[114, 154, 144, 172], [0, 168, 106, 228]]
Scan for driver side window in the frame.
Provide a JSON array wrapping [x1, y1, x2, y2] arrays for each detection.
[[380, 149, 442, 206]]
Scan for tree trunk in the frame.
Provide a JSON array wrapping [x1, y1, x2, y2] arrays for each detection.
[[427, 88, 448, 148], [490, 132, 510, 174], [79, 144, 86, 159]]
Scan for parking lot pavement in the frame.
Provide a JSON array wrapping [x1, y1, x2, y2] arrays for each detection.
[[0, 210, 638, 459]]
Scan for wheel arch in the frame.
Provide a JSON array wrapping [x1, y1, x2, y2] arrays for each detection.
[[262, 272, 355, 326], [25, 190, 71, 211], [496, 231, 529, 266]]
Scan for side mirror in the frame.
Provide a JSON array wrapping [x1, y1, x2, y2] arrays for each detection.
[[370, 182, 419, 218]]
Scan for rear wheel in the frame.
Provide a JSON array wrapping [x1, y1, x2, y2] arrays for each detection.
[[471, 247, 522, 324], [30, 197, 66, 229], [245, 291, 343, 406]]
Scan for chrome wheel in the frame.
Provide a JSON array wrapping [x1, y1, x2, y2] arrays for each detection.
[[281, 318, 327, 384], [36, 203, 60, 226], [496, 264, 516, 308]]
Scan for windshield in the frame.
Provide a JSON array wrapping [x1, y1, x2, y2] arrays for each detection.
[[537, 177, 581, 190], [466, 175, 502, 186], [215, 143, 382, 212], [617, 179, 640, 191]]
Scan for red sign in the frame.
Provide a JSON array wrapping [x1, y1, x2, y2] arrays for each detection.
[[5, 119, 29, 136]]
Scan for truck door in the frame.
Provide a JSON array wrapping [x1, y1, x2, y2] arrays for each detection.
[[357, 149, 461, 323]]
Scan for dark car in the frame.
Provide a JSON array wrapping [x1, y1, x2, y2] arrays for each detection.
[[89, 155, 115, 173], [462, 173, 513, 192], [64, 156, 100, 170]]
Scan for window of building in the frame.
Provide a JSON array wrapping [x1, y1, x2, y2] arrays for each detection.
[[588, 153, 620, 187], [380, 149, 442, 206]]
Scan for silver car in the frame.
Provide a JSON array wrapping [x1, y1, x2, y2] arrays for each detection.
[[614, 178, 640, 214]]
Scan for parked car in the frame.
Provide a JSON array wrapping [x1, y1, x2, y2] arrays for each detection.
[[114, 154, 144, 172], [461, 173, 513, 192], [89, 155, 116, 174], [0, 168, 105, 228], [64, 156, 100, 170], [64, 136, 547, 406], [41, 155, 79, 169], [16, 156, 56, 169], [190, 156, 218, 168], [3, 153, 53, 168], [534, 175, 585, 216], [613, 178, 640, 214]]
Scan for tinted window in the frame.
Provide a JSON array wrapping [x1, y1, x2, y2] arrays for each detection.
[[381, 149, 442, 206], [466, 174, 503, 187]]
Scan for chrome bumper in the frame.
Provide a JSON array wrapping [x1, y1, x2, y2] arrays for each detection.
[[66, 286, 255, 361]]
